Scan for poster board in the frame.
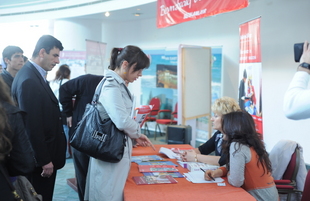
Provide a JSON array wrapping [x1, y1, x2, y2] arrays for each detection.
[[85, 39, 107, 75], [178, 45, 212, 124]]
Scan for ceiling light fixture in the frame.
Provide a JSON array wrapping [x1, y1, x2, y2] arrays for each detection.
[[105, 11, 110, 17], [133, 13, 141, 17]]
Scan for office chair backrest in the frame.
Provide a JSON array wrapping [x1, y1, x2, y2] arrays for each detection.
[[301, 170, 310, 201], [149, 97, 160, 116], [282, 146, 300, 181]]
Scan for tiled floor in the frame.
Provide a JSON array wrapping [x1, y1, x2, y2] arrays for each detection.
[[53, 158, 78, 201], [52, 132, 167, 201]]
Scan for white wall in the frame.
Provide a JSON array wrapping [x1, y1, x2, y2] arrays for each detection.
[[100, 0, 310, 163], [46, 18, 103, 80], [54, 19, 103, 51]]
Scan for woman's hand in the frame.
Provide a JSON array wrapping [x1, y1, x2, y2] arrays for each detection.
[[136, 134, 156, 151], [204, 169, 223, 181], [181, 150, 196, 162]]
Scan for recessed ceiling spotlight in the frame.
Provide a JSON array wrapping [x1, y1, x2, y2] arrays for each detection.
[[105, 11, 110, 17], [133, 13, 142, 17]]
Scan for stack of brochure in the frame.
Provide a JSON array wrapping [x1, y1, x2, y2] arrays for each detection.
[[186, 162, 219, 172], [132, 175, 178, 185], [131, 155, 163, 163], [138, 165, 179, 173], [137, 160, 183, 178], [132, 159, 181, 185], [159, 147, 181, 160], [177, 161, 219, 172]]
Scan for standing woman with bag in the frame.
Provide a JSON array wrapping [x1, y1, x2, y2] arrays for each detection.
[[85, 45, 154, 201]]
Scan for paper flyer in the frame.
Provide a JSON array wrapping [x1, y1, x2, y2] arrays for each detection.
[[134, 105, 153, 127]]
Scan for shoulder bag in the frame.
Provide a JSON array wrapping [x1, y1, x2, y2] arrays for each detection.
[[0, 165, 42, 201], [13, 176, 43, 201], [70, 77, 128, 163]]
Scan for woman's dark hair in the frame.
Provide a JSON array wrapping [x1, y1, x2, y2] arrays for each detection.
[[109, 45, 150, 72], [0, 77, 14, 105], [54, 64, 71, 81], [0, 103, 12, 161], [221, 111, 272, 175]]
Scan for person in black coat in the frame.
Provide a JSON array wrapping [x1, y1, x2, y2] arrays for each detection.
[[238, 69, 247, 110], [0, 104, 15, 201], [11, 35, 66, 201], [0, 76, 35, 201], [59, 74, 103, 201]]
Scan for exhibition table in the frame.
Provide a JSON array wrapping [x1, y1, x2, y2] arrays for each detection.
[[124, 144, 255, 201]]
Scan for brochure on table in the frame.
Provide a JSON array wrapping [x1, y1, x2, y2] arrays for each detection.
[[131, 155, 163, 163], [143, 172, 184, 178], [133, 175, 178, 185], [137, 161, 178, 166], [178, 161, 219, 172], [138, 165, 179, 173], [159, 147, 182, 160]]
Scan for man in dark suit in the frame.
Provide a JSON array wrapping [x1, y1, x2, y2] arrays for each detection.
[[59, 74, 103, 201], [11, 35, 66, 201]]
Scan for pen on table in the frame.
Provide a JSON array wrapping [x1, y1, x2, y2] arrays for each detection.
[[200, 168, 215, 181]]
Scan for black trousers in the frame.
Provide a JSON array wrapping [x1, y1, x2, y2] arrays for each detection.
[[71, 147, 90, 201], [27, 167, 57, 201]]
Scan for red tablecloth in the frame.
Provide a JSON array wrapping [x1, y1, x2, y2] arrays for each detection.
[[132, 144, 193, 156], [125, 144, 255, 201]]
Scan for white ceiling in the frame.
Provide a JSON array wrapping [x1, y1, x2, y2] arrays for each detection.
[[0, 0, 157, 22]]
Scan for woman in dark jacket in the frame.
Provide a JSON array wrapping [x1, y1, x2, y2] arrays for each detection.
[[0, 102, 15, 201], [0, 76, 35, 176]]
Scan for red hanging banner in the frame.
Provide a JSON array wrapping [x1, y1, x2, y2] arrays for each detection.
[[239, 18, 261, 63], [157, 0, 249, 28]]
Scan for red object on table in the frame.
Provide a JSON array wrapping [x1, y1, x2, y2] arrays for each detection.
[[132, 144, 193, 156], [125, 144, 255, 201]]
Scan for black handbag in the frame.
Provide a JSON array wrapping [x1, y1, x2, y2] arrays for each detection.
[[70, 77, 127, 163]]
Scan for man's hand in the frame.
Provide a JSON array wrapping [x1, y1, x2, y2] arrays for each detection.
[[41, 162, 54, 178], [300, 41, 310, 64], [67, 116, 72, 127], [297, 42, 310, 74]]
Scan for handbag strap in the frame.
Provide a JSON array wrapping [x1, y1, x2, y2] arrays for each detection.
[[92, 77, 108, 104], [91, 76, 132, 104], [122, 83, 132, 100], [0, 164, 21, 200]]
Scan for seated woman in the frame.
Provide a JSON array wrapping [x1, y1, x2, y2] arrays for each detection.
[[204, 111, 278, 201], [181, 97, 240, 166]]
